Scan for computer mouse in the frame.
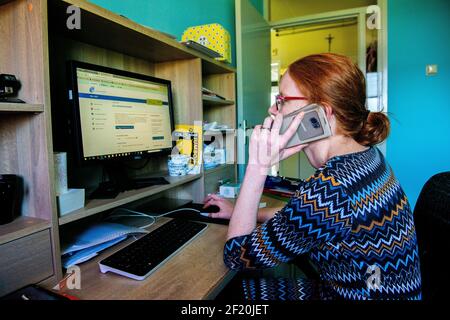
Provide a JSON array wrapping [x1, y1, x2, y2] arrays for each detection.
[[201, 204, 220, 213], [199, 204, 220, 217]]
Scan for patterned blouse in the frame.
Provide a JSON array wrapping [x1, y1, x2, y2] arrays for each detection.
[[223, 147, 422, 300]]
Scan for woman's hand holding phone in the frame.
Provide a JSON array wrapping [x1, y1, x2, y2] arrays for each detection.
[[248, 112, 308, 171]]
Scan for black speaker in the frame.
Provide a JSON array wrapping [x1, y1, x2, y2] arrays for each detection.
[[0, 174, 23, 225]]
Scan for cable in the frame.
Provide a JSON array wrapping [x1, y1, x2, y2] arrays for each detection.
[[105, 207, 201, 229], [105, 209, 156, 229], [158, 207, 201, 217], [106, 217, 155, 229]]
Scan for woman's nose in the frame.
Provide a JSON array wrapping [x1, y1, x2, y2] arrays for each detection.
[[268, 103, 278, 116]]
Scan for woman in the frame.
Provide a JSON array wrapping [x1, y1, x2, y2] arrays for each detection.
[[203, 53, 422, 300]]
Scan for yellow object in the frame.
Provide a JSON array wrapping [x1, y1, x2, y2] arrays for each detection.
[[182, 23, 231, 63], [173, 124, 203, 174]]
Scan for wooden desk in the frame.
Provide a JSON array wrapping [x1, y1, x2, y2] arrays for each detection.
[[48, 195, 288, 300], [55, 218, 234, 300], [260, 194, 288, 208]]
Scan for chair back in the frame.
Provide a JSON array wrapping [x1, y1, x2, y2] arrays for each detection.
[[413, 172, 450, 301]]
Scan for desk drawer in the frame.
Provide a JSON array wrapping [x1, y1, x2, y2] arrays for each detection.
[[0, 229, 53, 296], [204, 165, 235, 196]]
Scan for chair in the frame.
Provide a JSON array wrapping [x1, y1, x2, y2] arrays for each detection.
[[413, 172, 450, 301]]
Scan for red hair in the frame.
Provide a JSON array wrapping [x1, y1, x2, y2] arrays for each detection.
[[288, 53, 389, 146]]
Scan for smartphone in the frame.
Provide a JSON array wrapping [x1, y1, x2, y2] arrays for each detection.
[[1, 284, 73, 300], [279, 103, 332, 147]]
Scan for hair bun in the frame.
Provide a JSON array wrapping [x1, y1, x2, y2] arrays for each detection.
[[355, 111, 390, 146]]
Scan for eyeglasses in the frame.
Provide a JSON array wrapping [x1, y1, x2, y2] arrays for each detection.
[[275, 94, 308, 111]]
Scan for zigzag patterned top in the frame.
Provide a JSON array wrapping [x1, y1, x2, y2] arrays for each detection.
[[224, 147, 422, 300]]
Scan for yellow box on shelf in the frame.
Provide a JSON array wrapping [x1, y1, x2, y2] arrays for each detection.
[[182, 23, 231, 63], [173, 123, 203, 174]]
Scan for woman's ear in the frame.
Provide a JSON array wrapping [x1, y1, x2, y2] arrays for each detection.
[[322, 103, 337, 135], [323, 104, 334, 119]]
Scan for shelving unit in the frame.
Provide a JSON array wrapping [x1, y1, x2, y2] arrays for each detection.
[[59, 173, 202, 225], [202, 72, 237, 195], [0, 0, 237, 296], [0, 217, 50, 245], [49, 0, 235, 75], [0, 0, 59, 296], [0, 103, 44, 113]]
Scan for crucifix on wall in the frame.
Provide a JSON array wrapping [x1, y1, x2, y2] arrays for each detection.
[[325, 33, 334, 52]]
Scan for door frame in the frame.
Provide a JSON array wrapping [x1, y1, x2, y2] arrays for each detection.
[[235, 0, 272, 180]]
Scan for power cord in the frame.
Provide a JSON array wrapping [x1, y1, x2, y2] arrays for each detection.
[[105, 207, 201, 229]]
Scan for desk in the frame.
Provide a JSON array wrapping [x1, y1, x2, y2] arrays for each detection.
[[53, 218, 233, 300], [260, 194, 289, 208], [46, 195, 287, 300]]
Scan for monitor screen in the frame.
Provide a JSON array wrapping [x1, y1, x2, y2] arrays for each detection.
[[69, 61, 174, 162]]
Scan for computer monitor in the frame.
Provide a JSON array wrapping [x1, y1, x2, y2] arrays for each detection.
[[68, 61, 174, 163], [67, 61, 175, 198]]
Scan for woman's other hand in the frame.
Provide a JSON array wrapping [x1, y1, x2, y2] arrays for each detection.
[[202, 193, 234, 219]]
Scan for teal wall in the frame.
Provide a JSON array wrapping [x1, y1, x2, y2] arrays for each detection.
[[90, 0, 263, 67], [91, 0, 236, 65], [387, 0, 450, 208]]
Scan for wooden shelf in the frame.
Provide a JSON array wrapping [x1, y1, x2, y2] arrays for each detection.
[[204, 164, 235, 175], [203, 129, 236, 136], [58, 173, 202, 225], [202, 95, 235, 106], [0, 217, 51, 246], [0, 103, 44, 113], [50, 0, 235, 75]]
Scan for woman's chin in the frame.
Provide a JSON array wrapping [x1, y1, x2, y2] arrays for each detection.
[[303, 144, 323, 169]]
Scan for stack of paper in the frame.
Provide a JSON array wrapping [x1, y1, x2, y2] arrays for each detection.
[[61, 222, 148, 268]]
